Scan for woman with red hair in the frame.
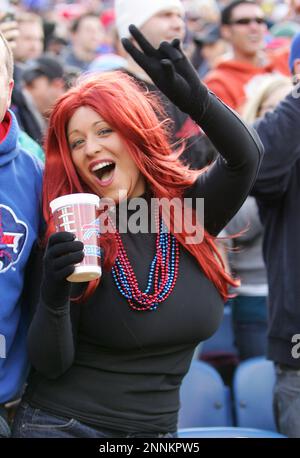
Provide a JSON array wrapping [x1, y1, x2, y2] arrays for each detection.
[[12, 27, 262, 438]]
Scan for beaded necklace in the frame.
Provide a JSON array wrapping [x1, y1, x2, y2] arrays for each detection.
[[111, 206, 180, 311]]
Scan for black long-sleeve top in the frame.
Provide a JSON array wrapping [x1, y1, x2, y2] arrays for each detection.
[[23, 94, 263, 434]]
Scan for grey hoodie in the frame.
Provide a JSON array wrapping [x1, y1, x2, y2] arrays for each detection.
[[224, 196, 268, 295]]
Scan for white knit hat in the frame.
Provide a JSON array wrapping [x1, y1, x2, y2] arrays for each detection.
[[115, 0, 185, 39]]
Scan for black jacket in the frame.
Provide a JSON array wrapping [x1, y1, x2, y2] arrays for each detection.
[[11, 85, 43, 146], [252, 92, 300, 367]]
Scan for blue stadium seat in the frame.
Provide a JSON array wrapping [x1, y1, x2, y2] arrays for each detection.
[[178, 360, 233, 428], [199, 304, 237, 355], [177, 427, 286, 438], [198, 305, 239, 387], [233, 357, 276, 431]]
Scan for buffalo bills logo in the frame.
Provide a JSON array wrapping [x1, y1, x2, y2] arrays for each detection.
[[0, 205, 28, 273], [82, 218, 100, 241]]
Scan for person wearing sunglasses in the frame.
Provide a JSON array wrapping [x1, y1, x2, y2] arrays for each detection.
[[204, 0, 290, 112]]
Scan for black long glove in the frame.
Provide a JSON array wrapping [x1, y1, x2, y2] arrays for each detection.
[[41, 232, 84, 307], [122, 25, 263, 166], [121, 25, 210, 123]]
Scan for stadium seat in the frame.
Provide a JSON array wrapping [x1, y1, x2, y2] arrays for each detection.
[[177, 427, 286, 438], [233, 357, 276, 431], [199, 304, 237, 355], [198, 304, 239, 386], [178, 360, 233, 428]]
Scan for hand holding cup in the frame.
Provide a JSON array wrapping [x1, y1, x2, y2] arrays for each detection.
[[50, 193, 102, 282]]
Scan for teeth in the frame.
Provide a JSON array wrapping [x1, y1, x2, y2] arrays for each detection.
[[92, 161, 114, 172]]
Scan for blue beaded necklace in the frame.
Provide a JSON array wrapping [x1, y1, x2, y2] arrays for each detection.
[[111, 208, 180, 311]]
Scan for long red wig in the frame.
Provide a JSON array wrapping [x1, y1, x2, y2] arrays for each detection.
[[43, 71, 238, 301]]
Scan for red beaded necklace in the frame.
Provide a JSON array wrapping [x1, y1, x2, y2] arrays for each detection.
[[111, 206, 180, 311]]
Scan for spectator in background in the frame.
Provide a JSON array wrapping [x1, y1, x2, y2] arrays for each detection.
[[12, 55, 66, 145], [192, 23, 228, 77], [184, 0, 220, 33], [183, 0, 221, 59], [1, 11, 44, 88], [204, 0, 289, 112], [10, 12, 45, 145], [287, 0, 300, 23], [62, 13, 106, 72], [250, 32, 300, 437], [115, 0, 218, 170], [0, 11, 19, 51], [243, 73, 293, 119], [224, 197, 269, 361], [13, 12, 44, 65], [0, 31, 43, 438], [0, 9, 44, 161], [289, 30, 300, 77], [224, 74, 292, 362], [45, 35, 68, 56], [22, 55, 66, 118]]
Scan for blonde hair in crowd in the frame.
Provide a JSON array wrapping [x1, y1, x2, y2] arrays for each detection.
[[243, 74, 292, 123]]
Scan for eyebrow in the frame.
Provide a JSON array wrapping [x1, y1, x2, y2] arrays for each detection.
[[68, 120, 107, 137]]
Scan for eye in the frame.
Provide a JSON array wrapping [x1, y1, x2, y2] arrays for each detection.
[[97, 128, 112, 136], [70, 138, 84, 150]]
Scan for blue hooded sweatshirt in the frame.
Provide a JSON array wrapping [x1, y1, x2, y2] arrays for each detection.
[[0, 110, 43, 403]]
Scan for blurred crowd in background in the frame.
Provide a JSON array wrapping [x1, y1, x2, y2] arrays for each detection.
[[0, 0, 299, 147]]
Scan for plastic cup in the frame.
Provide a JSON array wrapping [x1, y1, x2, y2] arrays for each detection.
[[50, 193, 101, 282]]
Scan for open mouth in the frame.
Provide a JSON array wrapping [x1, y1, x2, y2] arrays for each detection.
[[91, 161, 116, 185]]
